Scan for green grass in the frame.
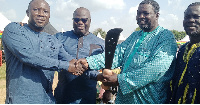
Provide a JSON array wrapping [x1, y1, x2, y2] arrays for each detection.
[[0, 63, 6, 80], [0, 63, 6, 104]]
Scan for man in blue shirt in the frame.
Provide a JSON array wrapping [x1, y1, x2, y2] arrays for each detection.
[[2, 0, 84, 104], [54, 7, 105, 104]]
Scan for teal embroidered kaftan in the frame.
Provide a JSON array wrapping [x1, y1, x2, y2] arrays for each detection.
[[86, 26, 177, 104]]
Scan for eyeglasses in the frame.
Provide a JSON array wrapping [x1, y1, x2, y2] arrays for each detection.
[[72, 18, 88, 23]]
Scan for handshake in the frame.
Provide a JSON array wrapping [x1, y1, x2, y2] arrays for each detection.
[[68, 58, 120, 104], [67, 58, 119, 87], [67, 58, 89, 76]]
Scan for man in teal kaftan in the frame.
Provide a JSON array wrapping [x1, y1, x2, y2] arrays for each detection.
[[77, 0, 177, 104]]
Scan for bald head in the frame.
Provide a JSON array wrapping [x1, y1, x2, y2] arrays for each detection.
[[73, 7, 91, 36], [73, 7, 91, 19], [27, 0, 50, 12]]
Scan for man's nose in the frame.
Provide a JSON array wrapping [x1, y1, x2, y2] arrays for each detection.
[[38, 10, 45, 16], [185, 15, 197, 22], [78, 20, 84, 24], [188, 17, 195, 22], [138, 13, 145, 18]]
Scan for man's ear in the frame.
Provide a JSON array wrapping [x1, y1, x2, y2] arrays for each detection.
[[87, 18, 91, 24], [156, 12, 160, 18], [26, 10, 29, 17]]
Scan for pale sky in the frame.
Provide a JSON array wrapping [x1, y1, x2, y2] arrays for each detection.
[[0, 0, 198, 38]]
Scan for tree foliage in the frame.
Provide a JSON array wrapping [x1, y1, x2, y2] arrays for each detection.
[[170, 30, 187, 41], [93, 28, 106, 39], [134, 27, 141, 31]]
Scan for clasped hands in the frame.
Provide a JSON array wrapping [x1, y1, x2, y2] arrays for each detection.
[[73, 58, 119, 86], [68, 59, 88, 76], [68, 58, 119, 86], [70, 58, 119, 103]]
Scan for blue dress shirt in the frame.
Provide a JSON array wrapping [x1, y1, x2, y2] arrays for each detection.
[[2, 22, 73, 104], [54, 31, 105, 104]]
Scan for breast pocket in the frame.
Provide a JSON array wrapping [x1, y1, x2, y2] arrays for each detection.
[[89, 44, 104, 56]]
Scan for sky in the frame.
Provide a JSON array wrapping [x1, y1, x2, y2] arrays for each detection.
[[0, 0, 198, 38]]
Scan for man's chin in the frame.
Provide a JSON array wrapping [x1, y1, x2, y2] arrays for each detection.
[[35, 24, 45, 29], [140, 26, 149, 30], [75, 30, 85, 35], [188, 32, 200, 37]]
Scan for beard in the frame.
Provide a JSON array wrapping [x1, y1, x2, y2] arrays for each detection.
[[189, 32, 199, 37], [139, 23, 154, 32], [137, 19, 151, 31], [187, 30, 200, 37], [140, 25, 150, 30]]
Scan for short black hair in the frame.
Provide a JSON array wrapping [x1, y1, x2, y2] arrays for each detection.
[[139, 0, 160, 13], [188, 2, 200, 8], [184, 2, 200, 14]]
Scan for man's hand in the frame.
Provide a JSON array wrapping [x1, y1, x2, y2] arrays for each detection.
[[97, 73, 104, 81], [68, 59, 85, 76], [102, 72, 119, 86], [76, 58, 89, 69], [103, 90, 112, 103], [19, 22, 27, 26]]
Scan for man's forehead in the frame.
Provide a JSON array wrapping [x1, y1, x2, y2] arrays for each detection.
[[185, 6, 200, 14], [138, 4, 154, 11], [30, 0, 49, 8], [74, 9, 90, 17]]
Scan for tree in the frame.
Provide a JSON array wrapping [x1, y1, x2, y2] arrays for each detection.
[[170, 30, 187, 41], [134, 27, 141, 31], [93, 28, 106, 39]]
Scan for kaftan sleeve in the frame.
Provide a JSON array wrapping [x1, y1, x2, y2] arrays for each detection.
[[86, 33, 133, 70], [81, 36, 105, 80], [2, 22, 70, 72], [117, 31, 177, 95]]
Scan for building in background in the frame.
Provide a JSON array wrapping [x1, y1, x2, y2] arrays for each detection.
[[0, 13, 11, 31], [176, 35, 190, 45], [0, 13, 10, 66]]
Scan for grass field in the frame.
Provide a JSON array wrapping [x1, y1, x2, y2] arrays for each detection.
[[0, 63, 6, 104]]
